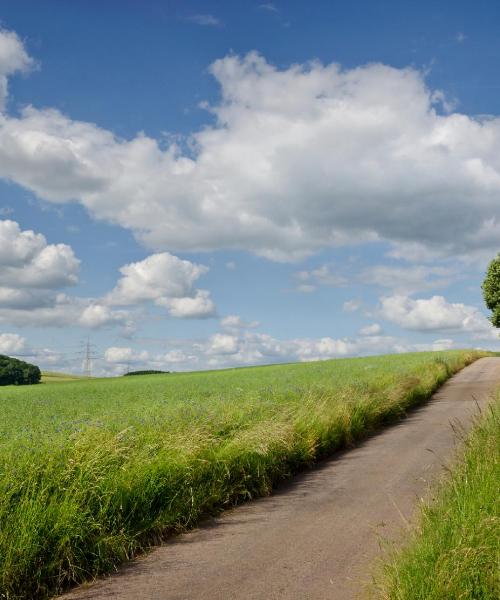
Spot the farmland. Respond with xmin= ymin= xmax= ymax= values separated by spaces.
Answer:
xmin=0 ymin=349 xmax=486 ymax=598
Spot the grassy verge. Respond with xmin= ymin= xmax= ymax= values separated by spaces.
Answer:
xmin=376 ymin=390 xmax=500 ymax=600
xmin=0 ymin=350 xmax=486 ymax=598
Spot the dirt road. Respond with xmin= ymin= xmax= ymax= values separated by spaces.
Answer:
xmin=62 ymin=357 xmax=500 ymax=600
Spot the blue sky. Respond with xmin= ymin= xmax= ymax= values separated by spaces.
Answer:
xmin=0 ymin=0 xmax=499 ymax=374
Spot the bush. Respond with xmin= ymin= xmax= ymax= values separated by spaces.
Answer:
xmin=0 ymin=355 xmax=41 ymax=386
xmin=123 ymin=370 xmax=170 ymax=376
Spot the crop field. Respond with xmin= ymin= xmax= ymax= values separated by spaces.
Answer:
xmin=0 ymin=349 xmax=485 ymax=598
xmin=40 ymin=372 xmax=90 ymax=383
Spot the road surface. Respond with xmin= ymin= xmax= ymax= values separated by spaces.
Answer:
xmin=62 ymin=357 xmax=500 ymax=600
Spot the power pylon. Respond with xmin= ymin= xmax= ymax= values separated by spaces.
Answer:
xmin=78 ymin=337 xmax=99 ymax=377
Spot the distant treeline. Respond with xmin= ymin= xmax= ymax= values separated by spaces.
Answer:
xmin=123 ymin=370 xmax=170 ymax=376
xmin=0 ymin=355 xmax=41 ymax=386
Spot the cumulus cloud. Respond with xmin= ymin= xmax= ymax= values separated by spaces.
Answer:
xmin=0 ymin=332 xmax=27 ymax=354
xmin=103 ymin=346 xmax=199 ymax=372
xmin=380 ymin=294 xmax=497 ymax=339
xmin=0 ymin=221 xmax=214 ymax=329
xmin=202 ymin=329 xmax=405 ymax=366
xmin=1 ymin=32 xmax=500 ymax=261
xmin=0 ymin=220 xmax=79 ymax=294
xmin=165 ymin=290 xmax=216 ymax=318
xmin=104 ymin=321 xmax=494 ymax=372
xmin=106 ymin=252 xmax=216 ymax=318
xmin=0 ymin=293 xmax=133 ymax=330
xmin=220 ymin=314 xmax=259 ymax=330
xmin=207 ymin=333 xmax=239 ymax=355
xmin=0 ymin=334 xmax=78 ymax=371
xmin=0 ymin=219 xmax=133 ymax=330
xmin=428 ymin=338 xmax=455 ymax=351
xmin=197 ymin=328 xmax=461 ymax=368
xmin=157 ymin=349 xmax=195 ymax=364
xmin=104 ymin=346 xmax=149 ymax=364
xmin=360 ymin=323 xmax=382 ymax=336
xmin=0 ymin=29 xmax=33 ymax=109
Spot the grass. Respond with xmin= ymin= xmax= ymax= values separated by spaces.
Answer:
xmin=375 ymin=389 xmax=500 ymax=600
xmin=0 ymin=349 xmax=486 ymax=599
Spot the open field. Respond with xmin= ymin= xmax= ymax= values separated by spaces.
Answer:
xmin=376 ymin=389 xmax=500 ymax=600
xmin=41 ymin=372 xmax=91 ymax=383
xmin=0 ymin=350 xmax=486 ymax=598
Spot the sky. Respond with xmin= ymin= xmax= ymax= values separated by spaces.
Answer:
xmin=0 ymin=0 xmax=499 ymax=375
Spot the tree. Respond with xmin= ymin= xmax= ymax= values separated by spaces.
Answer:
xmin=0 ymin=355 xmax=41 ymax=385
xmin=482 ymin=253 xmax=500 ymax=327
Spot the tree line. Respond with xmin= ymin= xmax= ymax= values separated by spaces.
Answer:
xmin=0 ymin=355 xmax=41 ymax=386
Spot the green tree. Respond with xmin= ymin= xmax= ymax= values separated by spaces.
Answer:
xmin=0 ymin=355 xmax=41 ymax=385
xmin=482 ymin=253 xmax=500 ymax=327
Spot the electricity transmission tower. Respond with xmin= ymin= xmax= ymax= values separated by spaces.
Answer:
xmin=78 ymin=338 xmax=99 ymax=377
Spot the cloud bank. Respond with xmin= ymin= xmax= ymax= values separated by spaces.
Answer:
xmin=0 ymin=31 xmax=499 ymax=262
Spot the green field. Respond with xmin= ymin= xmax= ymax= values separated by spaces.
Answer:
xmin=377 ymin=390 xmax=499 ymax=599
xmin=0 ymin=350 xmax=485 ymax=598
xmin=41 ymin=372 xmax=90 ymax=383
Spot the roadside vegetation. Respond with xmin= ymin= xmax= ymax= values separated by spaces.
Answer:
xmin=376 ymin=390 xmax=499 ymax=600
xmin=0 ymin=350 xmax=485 ymax=598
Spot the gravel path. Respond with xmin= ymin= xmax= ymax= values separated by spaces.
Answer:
xmin=62 ymin=357 xmax=500 ymax=600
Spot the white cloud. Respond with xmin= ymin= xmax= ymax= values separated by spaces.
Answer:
xmin=429 ymin=338 xmax=455 ymax=351
xmin=0 ymin=219 xmax=133 ymax=330
xmin=259 ymin=4 xmax=278 ymax=13
xmin=157 ymin=350 xmax=192 ymax=364
xmin=0 ymin=294 xmax=133 ymax=330
xmin=360 ymin=323 xmax=382 ymax=336
xmin=79 ymin=303 xmax=131 ymax=329
xmin=363 ymin=264 xmax=457 ymax=295
xmin=0 ymin=332 xmax=27 ymax=354
xmin=0 ymin=220 xmax=79 ymax=288
xmin=104 ymin=346 xmax=149 ymax=364
xmin=343 ymin=299 xmax=362 ymax=312
xmin=164 ymin=290 xmax=216 ymax=318
xmin=106 ymin=252 xmax=216 ymax=318
xmin=220 ymin=314 xmax=259 ymax=330
xmin=294 ymin=264 xmax=346 ymax=292
xmin=1 ymin=35 xmax=500 ymax=262
xmin=379 ymin=294 xmax=497 ymax=338
xmin=0 ymin=29 xmax=33 ymax=109
xmin=99 ymin=321 xmax=499 ymax=372
xmin=207 ymin=333 xmax=239 ymax=355
xmin=0 ymin=223 xmax=215 ymax=329
xmin=185 ymin=14 xmax=221 ymax=26
xmin=202 ymin=329 xmax=409 ymax=367
xmin=0 ymin=220 xmax=79 ymax=299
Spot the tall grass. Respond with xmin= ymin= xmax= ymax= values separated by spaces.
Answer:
xmin=0 ymin=350 xmax=485 ymax=598
xmin=376 ymin=390 xmax=500 ymax=600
